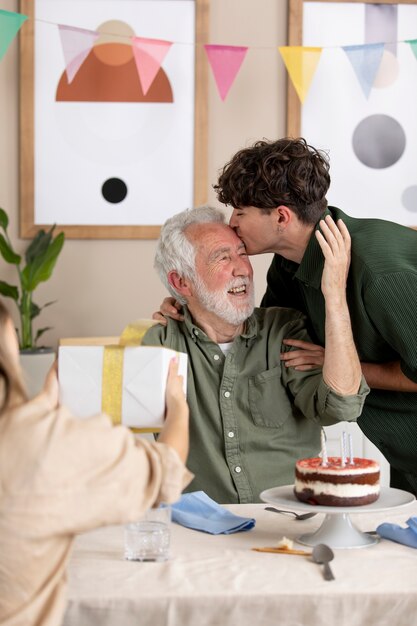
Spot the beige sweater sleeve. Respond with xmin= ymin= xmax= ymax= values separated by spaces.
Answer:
xmin=2 ymin=396 xmax=193 ymax=537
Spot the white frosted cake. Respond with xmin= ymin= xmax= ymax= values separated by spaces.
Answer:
xmin=294 ymin=457 xmax=380 ymax=506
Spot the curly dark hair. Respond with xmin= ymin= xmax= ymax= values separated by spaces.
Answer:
xmin=214 ymin=137 xmax=331 ymax=225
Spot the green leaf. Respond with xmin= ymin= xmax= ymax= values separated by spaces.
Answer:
xmin=0 ymin=208 xmax=9 ymax=230
xmin=0 ymin=280 xmax=18 ymax=300
xmin=25 ymin=227 xmax=53 ymax=265
xmin=27 ymin=299 xmax=58 ymax=322
xmin=21 ymin=232 xmax=65 ymax=292
xmin=30 ymin=301 xmax=41 ymax=319
xmin=0 ymin=234 xmax=21 ymax=265
xmin=18 ymin=296 xmax=39 ymax=327
xmin=34 ymin=326 xmax=52 ymax=344
xmin=42 ymin=299 xmax=58 ymax=309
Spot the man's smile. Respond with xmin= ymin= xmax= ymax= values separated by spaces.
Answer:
xmin=227 ymin=284 xmax=247 ymax=295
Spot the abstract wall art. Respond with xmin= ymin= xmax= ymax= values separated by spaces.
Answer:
xmin=287 ymin=0 xmax=417 ymax=225
xmin=20 ymin=0 xmax=208 ymax=239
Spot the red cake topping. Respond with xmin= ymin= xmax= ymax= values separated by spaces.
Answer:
xmin=297 ymin=457 xmax=378 ymax=471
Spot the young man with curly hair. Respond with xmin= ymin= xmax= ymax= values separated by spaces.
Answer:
xmin=213 ymin=137 xmax=417 ymax=497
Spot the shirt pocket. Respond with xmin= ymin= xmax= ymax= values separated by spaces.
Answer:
xmin=248 ymin=366 xmax=292 ymax=428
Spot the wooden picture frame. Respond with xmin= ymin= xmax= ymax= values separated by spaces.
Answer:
xmin=287 ymin=0 xmax=417 ymax=226
xmin=19 ymin=0 xmax=209 ymax=239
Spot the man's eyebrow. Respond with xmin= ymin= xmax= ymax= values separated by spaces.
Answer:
xmin=209 ymin=246 xmax=232 ymax=261
xmin=208 ymin=242 xmax=247 ymax=262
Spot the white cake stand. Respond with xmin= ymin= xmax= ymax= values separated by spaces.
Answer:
xmin=260 ymin=485 xmax=415 ymax=549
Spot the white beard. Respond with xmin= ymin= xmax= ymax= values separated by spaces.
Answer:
xmin=193 ymin=275 xmax=255 ymax=325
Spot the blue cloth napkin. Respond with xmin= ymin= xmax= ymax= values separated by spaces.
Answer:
xmin=171 ymin=491 xmax=256 ymax=534
xmin=376 ymin=516 xmax=417 ymax=548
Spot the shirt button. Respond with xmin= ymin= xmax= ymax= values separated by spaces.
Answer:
xmin=224 ymin=391 xmax=231 ymax=398
xmin=235 ymin=466 xmax=242 ymax=473
xmin=194 ymin=329 xmax=199 ymax=336
xmin=228 ymin=431 xmax=234 ymax=438
xmin=213 ymin=354 xmax=220 ymax=361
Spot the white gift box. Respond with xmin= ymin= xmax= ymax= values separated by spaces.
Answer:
xmin=58 ymin=342 xmax=187 ymax=432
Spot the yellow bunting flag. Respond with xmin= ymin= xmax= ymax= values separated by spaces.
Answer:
xmin=278 ymin=46 xmax=322 ymax=103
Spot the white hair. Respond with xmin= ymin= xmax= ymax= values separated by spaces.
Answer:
xmin=154 ymin=206 xmax=226 ymax=303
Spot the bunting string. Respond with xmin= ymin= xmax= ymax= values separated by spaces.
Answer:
xmin=0 ymin=8 xmax=416 ymax=102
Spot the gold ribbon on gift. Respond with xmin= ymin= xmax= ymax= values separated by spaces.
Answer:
xmin=101 ymin=345 xmax=124 ymax=424
xmin=119 ymin=319 xmax=158 ymax=347
xmin=101 ymin=319 xmax=158 ymax=432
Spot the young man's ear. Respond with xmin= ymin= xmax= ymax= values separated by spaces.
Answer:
xmin=168 ymin=271 xmax=192 ymax=298
xmin=275 ymin=205 xmax=293 ymax=229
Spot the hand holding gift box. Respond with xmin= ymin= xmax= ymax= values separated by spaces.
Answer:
xmin=58 ymin=321 xmax=187 ymax=433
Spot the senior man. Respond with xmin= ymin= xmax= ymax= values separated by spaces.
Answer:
xmin=143 ymin=206 xmax=369 ymax=503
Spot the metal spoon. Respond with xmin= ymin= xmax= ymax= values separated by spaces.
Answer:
xmin=312 ymin=543 xmax=335 ymax=581
xmin=264 ymin=506 xmax=317 ymax=521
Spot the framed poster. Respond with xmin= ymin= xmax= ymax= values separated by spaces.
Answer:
xmin=287 ymin=0 xmax=417 ymax=225
xmin=20 ymin=0 xmax=209 ymax=239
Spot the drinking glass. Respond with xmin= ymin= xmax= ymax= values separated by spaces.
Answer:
xmin=124 ymin=505 xmax=171 ymax=562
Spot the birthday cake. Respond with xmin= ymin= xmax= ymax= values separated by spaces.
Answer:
xmin=294 ymin=457 xmax=380 ymax=507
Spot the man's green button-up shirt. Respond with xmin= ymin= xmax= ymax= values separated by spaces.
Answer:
xmin=142 ymin=307 xmax=369 ymax=504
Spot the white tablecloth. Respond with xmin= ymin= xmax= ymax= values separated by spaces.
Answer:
xmin=64 ymin=501 xmax=417 ymax=626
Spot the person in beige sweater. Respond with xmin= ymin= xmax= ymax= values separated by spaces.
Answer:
xmin=0 ymin=300 xmax=192 ymax=626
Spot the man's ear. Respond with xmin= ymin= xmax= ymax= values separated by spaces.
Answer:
xmin=275 ymin=205 xmax=293 ymax=228
xmin=168 ymin=271 xmax=192 ymax=298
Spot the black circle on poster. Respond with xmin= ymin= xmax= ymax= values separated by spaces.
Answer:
xmin=102 ymin=178 xmax=128 ymax=204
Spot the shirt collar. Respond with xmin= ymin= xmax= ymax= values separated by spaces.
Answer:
xmin=278 ymin=207 xmax=331 ymax=290
xmin=294 ymin=227 xmax=325 ymax=289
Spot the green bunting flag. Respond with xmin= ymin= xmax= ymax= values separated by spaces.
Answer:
xmin=407 ymin=39 xmax=417 ymax=62
xmin=0 ymin=9 xmax=27 ymax=61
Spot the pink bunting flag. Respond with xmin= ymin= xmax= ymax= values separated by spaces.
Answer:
xmin=131 ymin=37 xmax=173 ymax=96
xmin=58 ymin=24 xmax=99 ymax=84
xmin=204 ymin=44 xmax=248 ymax=101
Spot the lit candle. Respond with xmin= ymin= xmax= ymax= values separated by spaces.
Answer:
xmin=348 ymin=434 xmax=354 ymax=465
xmin=340 ymin=432 xmax=346 ymax=467
xmin=321 ymin=429 xmax=328 ymax=466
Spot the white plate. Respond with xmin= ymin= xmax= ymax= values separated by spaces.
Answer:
xmin=260 ymin=485 xmax=415 ymax=515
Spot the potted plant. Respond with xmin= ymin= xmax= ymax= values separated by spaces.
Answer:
xmin=0 ymin=206 xmax=65 ymax=395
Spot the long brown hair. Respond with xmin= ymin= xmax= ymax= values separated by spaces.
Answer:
xmin=0 ymin=300 xmax=27 ymax=412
